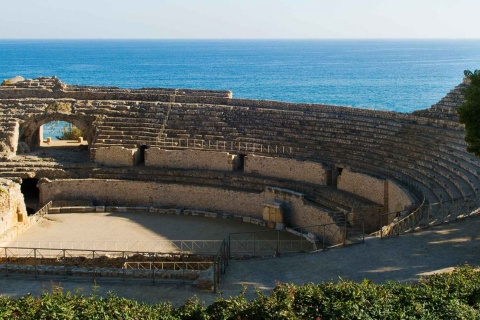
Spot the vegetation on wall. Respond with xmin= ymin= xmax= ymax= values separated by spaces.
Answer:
xmin=458 ymin=69 xmax=480 ymax=157
xmin=0 ymin=265 xmax=479 ymax=319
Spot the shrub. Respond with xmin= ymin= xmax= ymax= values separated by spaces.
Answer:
xmin=56 ymin=124 xmax=83 ymax=140
xmin=0 ymin=265 xmax=479 ymax=319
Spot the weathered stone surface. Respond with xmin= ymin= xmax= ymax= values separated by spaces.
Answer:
xmin=1 ymin=76 xmax=24 ymax=86
xmin=0 ymin=76 xmax=478 ymax=239
xmin=0 ymin=179 xmax=30 ymax=244
xmin=245 ymin=155 xmax=327 ymax=185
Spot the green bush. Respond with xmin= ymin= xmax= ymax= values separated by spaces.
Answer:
xmin=56 ymin=124 xmax=83 ymax=140
xmin=0 ymin=266 xmax=479 ymax=319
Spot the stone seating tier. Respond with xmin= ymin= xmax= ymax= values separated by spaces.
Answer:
xmin=1 ymin=78 xmax=479 ymax=211
xmin=159 ymin=102 xmax=474 ymax=186
xmin=161 ymin=112 xmax=472 ymax=201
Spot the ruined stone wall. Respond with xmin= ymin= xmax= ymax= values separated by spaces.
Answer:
xmin=337 ymin=169 xmax=385 ymax=205
xmin=0 ymin=120 xmax=19 ymax=158
xmin=263 ymin=187 xmax=342 ymax=243
xmin=0 ymin=77 xmax=465 ymax=131
xmin=0 ymin=179 xmax=30 ymax=244
xmin=94 ymin=147 xmax=137 ymax=166
xmin=146 ymin=148 xmax=234 ymax=171
xmin=245 ymin=155 xmax=327 ymax=185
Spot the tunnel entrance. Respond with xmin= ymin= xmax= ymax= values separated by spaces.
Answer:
xmin=21 ymin=178 xmax=40 ymax=215
xmin=234 ymin=154 xmax=246 ymax=171
xmin=136 ymin=145 xmax=149 ymax=166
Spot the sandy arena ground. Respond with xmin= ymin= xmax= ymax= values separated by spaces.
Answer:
xmin=7 ymin=212 xmax=298 ymax=251
xmin=0 ymin=212 xmax=479 ymax=306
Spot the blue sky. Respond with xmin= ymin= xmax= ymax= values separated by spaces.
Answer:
xmin=1 ymin=0 xmax=479 ymax=39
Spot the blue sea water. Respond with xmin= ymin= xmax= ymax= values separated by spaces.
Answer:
xmin=1 ymin=39 xmax=480 ymax=114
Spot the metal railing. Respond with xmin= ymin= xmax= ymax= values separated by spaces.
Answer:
xmin=374 ymin=198 xmax=427 ymax=238
xmin=376 ymin=193 xmax=480 ymax=238
xmin=0 ymin=246 xmax=223 ymax=292
xmin=228 ymin=219 xmax=365 ymax=258
xmin=31 ymin=201 xmax=52 ymax=223
xmin=156 ymin=137 xmax=294 ymax=155
xmin=6 ymin=240 xmax=224 ymax=254
xmin=124 ymin=261 xmax=213 ymax=271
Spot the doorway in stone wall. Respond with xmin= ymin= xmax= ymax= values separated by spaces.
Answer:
xmin=137 ymin=145 xmax=149 ymax=166
xmin=21 ymin=178 xmax=39 ymax=215
xmin=235 ymin=154 xmax=246 ymax=171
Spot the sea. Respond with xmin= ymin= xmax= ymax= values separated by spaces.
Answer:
xmin=1 ymin=39 xmax=480 ymax=138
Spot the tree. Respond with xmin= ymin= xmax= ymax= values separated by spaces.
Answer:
xmin=56 ymin=123 xmax=83 ymax=140
xmin=457 ymin=69 xmax=480 ymax=157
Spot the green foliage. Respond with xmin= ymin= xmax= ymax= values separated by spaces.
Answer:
xmin=0 ymin=266 xmax=479 ymax=319
xmin=56 ymin=124 xmax=83 ymax=140
xmin=458 ymin=69 xmax=480 ymax=156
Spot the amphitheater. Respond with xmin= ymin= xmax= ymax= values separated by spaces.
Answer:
xmin=0 ymin=76 xmax=479 ymax=295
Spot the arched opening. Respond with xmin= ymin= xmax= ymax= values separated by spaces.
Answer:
xmin=21 ymin=178 xmax=39 ymax=215
xmin=40 ymin=120 xmax=87 ymax=147
xmin=17 ymin=115 xmax=96 ymax=163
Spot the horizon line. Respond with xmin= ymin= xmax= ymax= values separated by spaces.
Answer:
xmin=1 ymin=37 xmax=480 ymax=41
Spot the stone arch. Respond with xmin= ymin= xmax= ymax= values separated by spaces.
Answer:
xmin=18 ymin=114 xmax=97 ymax=151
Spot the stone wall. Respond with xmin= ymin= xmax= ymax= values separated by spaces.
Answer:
xmin=1 ymin=76 xmax=477 ymax=218
xmin=0 ymin=179 xmax=30 ymax=244
xmin=244 ymin=155 xmax=327 ymax=185
xmin=146 ymin=148 xmax=234 ymax=171
xmin=94 ymin=147 xmax=137 ymax=166
xmin=39 ymin=179 xmax=264 ymax=217
xmin=39 ymin=179 xmax=340 ymax=242
xmin=337 ymin=169 xmax=386 ymax=205
xmin=0 ymin=121 xmax=19 ymax=158
xmin=336 ymin=169 xmax=413 ymax=216
xmin=387 ymin=180 xmax=414 ymax=213
xmin=263 ymin=187 xmax=342 ymax=243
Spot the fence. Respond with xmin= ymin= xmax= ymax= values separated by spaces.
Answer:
xmin=157 ymin=137 xmax=294 ymax=155
xmin=0 ymin=244 xmax=227 ymax=293
xmin=228 ymin=219 xmax=365 ymax=258
xmin=377 ymin=194 xmax=480 ymax=238
xmin=31 ymin=201 xmax=52 ymax=223
xmin=6 ymin=240 xmax=225 ymax=254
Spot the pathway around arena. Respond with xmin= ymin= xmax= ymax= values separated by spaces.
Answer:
xmin=0 ymin=213 xmax=479 ymax=307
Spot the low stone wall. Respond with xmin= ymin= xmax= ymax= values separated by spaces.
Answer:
xmin=39 ymin=179 xmax=264 ymax=218
xmin=245 ymin=155 xmax=327 ymax=185
xmin=94 ymin=147 xmax=137 ymax=166
xmin=146 ymin=148 xmax=234 ymax=171
xmin=337 ymin=169 xmax=386 ymax=205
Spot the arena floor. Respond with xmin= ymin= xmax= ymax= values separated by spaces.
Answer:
xmin=1 ymin=213 xmax=480 ymax=307
xmin=7 ymin=211 xmax=297 ymax=251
